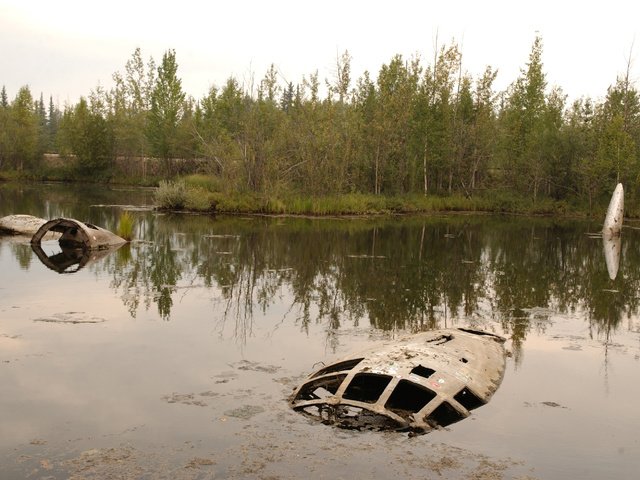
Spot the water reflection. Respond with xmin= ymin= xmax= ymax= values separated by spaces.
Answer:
xmin=94 ymin=215 xmax=638 ymax=359
xmin=602 ymin=233 xmax=621 ymax=280
xmin=31 ymin=241 xmax=124 ymax=274
xmin=1 ymin=184 xmax=637 ymax=361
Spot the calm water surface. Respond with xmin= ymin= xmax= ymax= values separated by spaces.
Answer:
xmin=1 ymin=183 xmax=639 ymax=479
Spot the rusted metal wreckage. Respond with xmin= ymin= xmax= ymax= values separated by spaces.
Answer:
xmin=30 ymin=217 xmax=126 ymax=250
xmin=1 ymin=215 xmax=126 ymax=249
xmin=602 ymin=183 xmax=624 ymax=280
xmin=30 ymin=218 xmax=127 ymax=273
xmin=0 ymin=215 xmax=127 ymax=273
xmin=290 ymin=328 xmax=506 ymax=434
xmin=603 ymin=182 xmax=624 ymax=238
xmin=0 ymin=214 xmax=47 ymax=236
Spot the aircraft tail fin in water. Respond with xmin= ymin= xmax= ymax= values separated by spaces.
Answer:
xmin=603 ymin=183 xmax=624 ymax=237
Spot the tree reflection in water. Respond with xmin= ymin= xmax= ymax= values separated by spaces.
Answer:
xmin=75 ymin=213 xmax=638 ymax=360
xmin=4 ymin=175 xmax=634 ymax=360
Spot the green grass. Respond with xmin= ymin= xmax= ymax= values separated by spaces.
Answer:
xmin=185 ymin=186 xmax=215 ymax=211
xmin=183 ymin=174 xmax=223 ymax=192
xmin=117 ymin=211 xmax=135 ymax=241
xmin=153 ymin=181 xmax=587 ymax=216
xmin=0 ymin=170 xmax=23 ymax=182
xmin=148 ymin=175 xmax=598 ymax=217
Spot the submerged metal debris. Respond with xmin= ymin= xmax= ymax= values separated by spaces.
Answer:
xmin=603 ymin=183 xmax=624 ymax=237
xmin=290 ymin=328 xmax=506 ymax=434
xmin=601 ymin=183 xmax=624 ymax=280
xmin=603 ymin=234 xmax=621 ymax=280
xmin=0 ymin=214 xmax=48 ymax=236
xmin=1 ymin=214 xmax=126 ymax=273
xmin=31 ymin=242 xmax=123 ymax=274
xmin=31 ymin=217 xmax=126 ymax=250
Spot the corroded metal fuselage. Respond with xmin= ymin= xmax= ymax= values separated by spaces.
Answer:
xmin=290 ymin=328 xmax=506 ymax=434
xmin=31 ymin=218 xmax=126 ymax=250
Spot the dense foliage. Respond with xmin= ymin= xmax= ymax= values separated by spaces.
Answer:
xmin=2 ymin=37 xmax=639 ymax=210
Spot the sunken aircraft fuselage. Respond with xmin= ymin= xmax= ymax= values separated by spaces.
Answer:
xmin=290 ymin=328 xmax=506 ymax=434
xmin=30 ymin=217 xmax=126 ymax=250
xmin=27 ymin=217 xmax=127 ymax=273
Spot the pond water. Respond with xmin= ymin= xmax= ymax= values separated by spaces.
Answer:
xmin=1 ymin=182 xmax=639 ymax=479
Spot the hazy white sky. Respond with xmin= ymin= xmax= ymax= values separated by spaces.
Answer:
xmin=1 ymin=0 xmax=639 ymax=106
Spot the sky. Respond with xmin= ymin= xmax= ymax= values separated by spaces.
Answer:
xmin=2 ymin=0 xmax=640 ymax=107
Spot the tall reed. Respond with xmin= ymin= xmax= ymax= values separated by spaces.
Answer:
xmin=117 ymin=211 xmax=135 ymax=241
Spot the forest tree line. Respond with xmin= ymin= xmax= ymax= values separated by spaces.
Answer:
xmin=1 ymin=36 xmax=639 ymax=208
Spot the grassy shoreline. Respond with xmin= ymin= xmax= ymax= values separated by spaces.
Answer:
xmin=153 ymin=175 xmax=597 ymax=218
xmin=0 ymin=173 xmax=617 ymax=218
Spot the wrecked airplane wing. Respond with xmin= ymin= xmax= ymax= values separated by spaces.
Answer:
xmin=0 ymin=214 xmax=48 ymax=236
xmin=290 ymin=328 xmax=506 ymax=434
xmin=31 ymin=217 xmax=126 ymax=250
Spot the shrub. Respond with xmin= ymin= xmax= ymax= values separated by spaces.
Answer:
xmin=155 ymin=180 xmax=188 ymax=209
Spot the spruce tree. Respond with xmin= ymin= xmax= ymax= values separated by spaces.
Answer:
xmin=147 ymin=49 xmax=185 ymax=165
xmin=0 ymin=86 xmax=8 ymax=108
xmin=498 ymin=35 xmax=548 ymax=199
xmin=0 ymin=86 xmax=8 ymax=168
xmin=48 ymin=96 xmax=59 ymax=151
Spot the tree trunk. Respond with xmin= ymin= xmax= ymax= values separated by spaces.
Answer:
xmin=423 ymin=141 xmax=428 ymax=195
xmin=374 ymin=143 xmax=381 ymax=195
